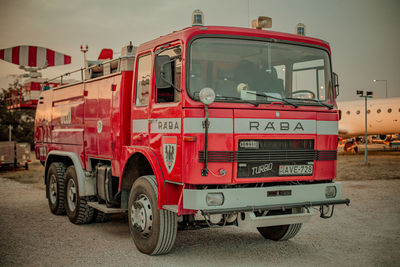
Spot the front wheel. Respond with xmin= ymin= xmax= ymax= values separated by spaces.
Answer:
xmin=65 ymin=166 xmax=94 ymax=224
xmin=128 ymin=175 xmax=177 ymax=255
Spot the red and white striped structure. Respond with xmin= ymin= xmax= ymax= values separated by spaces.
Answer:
xmin=0 ymin=45 xmax=71 ymax=68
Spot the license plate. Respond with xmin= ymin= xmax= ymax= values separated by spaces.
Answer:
xmin=279 ymin=164 xmax=313 ymax=176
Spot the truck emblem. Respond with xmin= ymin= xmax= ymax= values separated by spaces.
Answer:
xmin=249 ymin=121 xmax=305 ymax=132
xmin=162 ymin=136 xmax=177 ymax=173
xmin=97 ymin=120 xmax=103 ymax=134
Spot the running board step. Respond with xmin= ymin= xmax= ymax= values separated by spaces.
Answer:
xmin=87 ymin=202 xmax=127 ymax=214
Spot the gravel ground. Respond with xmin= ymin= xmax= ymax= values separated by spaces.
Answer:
xmin=0 ymin=153 xmax=399 ymax=266
xmin=337 ymin=151 xmax=400 ymax=181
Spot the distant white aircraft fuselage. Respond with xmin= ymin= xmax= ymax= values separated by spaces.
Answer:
xmin=337 ymin=97 xmax=400 ymax=138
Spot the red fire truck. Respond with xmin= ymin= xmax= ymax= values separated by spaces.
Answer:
xmin=35 ymin=23 xmax=349 ymax=255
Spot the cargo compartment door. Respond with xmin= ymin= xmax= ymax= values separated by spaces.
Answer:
xmin=96 ymin=78 xmax=114 ymax=158
xmin=84 ymin=81 xmax=99 ymax=156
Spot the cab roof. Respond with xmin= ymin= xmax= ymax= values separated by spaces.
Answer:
xmin=136 ymin=26 xmax=331 ymax=54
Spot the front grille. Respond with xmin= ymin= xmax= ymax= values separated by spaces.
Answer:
xmin=316 ymin=150 xmax=338 ymax=161
xmin=199 ymin=150 xmax=337 ymax=163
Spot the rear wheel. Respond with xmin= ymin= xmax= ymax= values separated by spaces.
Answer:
xmin=92 ymin=210 xmax=111 ymax=223
xmin=65 ymin=166 xmax=94 ymax=224
xmin=257 ymin=223 xmax=302 ymax=241
xmin=46 ymin=162 xmax=66 ymax=215
xmin=257 ymin=209 xmax=302 ymax=241
xmin=128 ymin=175 xmax=177 ymax=255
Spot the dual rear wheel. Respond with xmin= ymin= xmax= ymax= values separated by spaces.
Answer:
xmin=64 ymin=166 xmax=94 ymax=224
xmin=46 ymin=163 xmax=103 ymax=224
xmin=46 ymin=162 xmax=67 ymax=215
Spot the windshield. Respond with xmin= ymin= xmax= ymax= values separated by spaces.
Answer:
xmin=188 ymin=37 xmax=333 ymax=106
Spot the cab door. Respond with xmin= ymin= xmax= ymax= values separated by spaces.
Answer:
xmin=150 ymin=44 xmax=183 ymax=182
xmin=131 ymin=53 xmax=152 ymax=147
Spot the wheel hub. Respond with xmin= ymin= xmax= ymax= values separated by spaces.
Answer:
xmin=49 ymin=174 xmax=57 ymax=204
xmin=130 ymin=194 xmax=153 ymax=237
xmin=67 ymin=179 xmax=77 ymax=212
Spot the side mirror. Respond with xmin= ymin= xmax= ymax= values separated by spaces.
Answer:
xmin=155 ymin=55 xmax=172 ymax=89
xmin=333 ymin=72 xmax=339 ymax=98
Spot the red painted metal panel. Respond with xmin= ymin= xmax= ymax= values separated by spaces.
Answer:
xmin=111 ymin=72 xmax=131 ymax=177
xmin=0 ymin=49 xmax=4 ymax=60
xmin=182 ymin=108 xmax=233 ymax=185
xmin=51 ymin=83 xmax=85 ymax=146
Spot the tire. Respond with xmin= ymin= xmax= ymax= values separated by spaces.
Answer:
xmin=128 ymin=175 xmax=177 ymax=255
xmin=257 ymin=209 xmax=302 ymax=241
xmin=65 ymin=166 xmax=95 ymax=224
xmin=92 ymin=210 xmax=111 ymax=223
xmin=46 ymin=162 xmax=67 ymax=215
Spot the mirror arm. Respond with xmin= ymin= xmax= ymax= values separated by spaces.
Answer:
xmin=160 ymin=71 xmax=181 ymax=93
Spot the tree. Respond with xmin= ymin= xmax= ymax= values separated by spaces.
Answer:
xmin=0 ymin=79 xmax=35 ymax=147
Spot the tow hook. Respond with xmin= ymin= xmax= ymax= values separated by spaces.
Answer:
xmin=320 ymin=205 xmax=335 ymax=219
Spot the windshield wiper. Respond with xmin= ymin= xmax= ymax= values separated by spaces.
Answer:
xmin=245 ymin=91 xmax=298 ymax=108
xmin=215 ymin=96 xmax=259 ymax=106
xmin=286 ymin=97 xmax=333 ymax=109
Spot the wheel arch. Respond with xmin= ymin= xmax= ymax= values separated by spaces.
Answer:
xmin=120 ymin=147 xmax=167 ymax=209
xmin=45 ymin=151 xmax=95 ymax=197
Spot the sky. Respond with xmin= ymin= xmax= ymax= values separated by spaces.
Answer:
xmin=0 ymin=0 xmax=399 ymax=101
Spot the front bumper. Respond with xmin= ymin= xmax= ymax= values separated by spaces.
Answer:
xmin=183 ymin=182 xmax=350 ymax=215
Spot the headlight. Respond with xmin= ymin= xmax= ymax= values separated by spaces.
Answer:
xmin=199 ymin=88 xmax=216 ymax=105
xmin=206 ymin=193 xmax=224 ymax=206
xmin=325 ymin=186 xmax=337 ymax=198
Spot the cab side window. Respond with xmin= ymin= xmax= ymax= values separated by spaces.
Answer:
xmin=155 ymin=46 xmax=181 ymax=103
xmin=135 ymin=54 xmax=151 ymax=107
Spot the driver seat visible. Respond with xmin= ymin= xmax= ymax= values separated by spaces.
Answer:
xmin=267 ymin=67 xmax=284 ymax=95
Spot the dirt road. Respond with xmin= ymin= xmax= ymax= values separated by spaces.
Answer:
xmin=0 ymin=153 xmax=399 ymax=266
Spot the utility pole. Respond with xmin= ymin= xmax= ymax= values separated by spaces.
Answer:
xmin=357 ymin=90 xmax=373 ymax=165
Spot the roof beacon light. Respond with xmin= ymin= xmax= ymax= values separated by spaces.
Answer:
xmin=252 ymin=16 xmax=272 ymax=29
xmin=192 ymin=10 xmax=204 ymax=26
xmin=296 ymin=23 xmax=306 ymax=36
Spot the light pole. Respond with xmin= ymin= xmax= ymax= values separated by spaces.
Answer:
xmin=357 ymin=90 xmax=373 ymax=165
xmin=373 ymin=79 xmax=388 ymax=98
